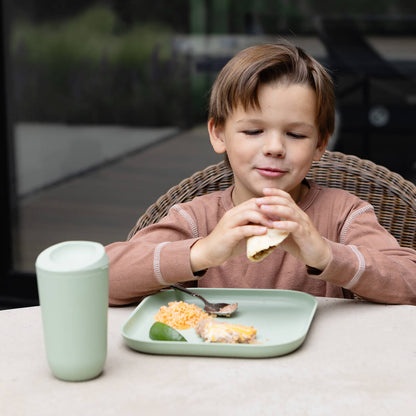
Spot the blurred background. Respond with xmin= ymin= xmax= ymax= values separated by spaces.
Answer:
xmin=1 ymin=0 xmax=415 ymax=307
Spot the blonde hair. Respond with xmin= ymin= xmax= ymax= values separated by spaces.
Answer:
xmin=208 ymin=42 xmax=335 ymax=144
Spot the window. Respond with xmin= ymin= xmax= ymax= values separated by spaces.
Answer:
xmin=2 ymin=0 xmax=415 ymax=307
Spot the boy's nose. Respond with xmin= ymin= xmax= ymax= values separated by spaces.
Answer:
xmin=262 ymin=134 xmax=285 ymax=157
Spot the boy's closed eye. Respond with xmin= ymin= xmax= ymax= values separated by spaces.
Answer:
xmin=243 ymin=129 xmax=263 ymax=136
xmin=287 ymin=132 xmax=307 ymax=139
xmin=241 ymin=129 xmax=309 ymax=138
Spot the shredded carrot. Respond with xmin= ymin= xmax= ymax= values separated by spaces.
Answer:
xmin=154 ymin=301 xmax=212 ymax=330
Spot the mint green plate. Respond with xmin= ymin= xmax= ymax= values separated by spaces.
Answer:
xmin=121 ymin=288 xmax=317 ymax=358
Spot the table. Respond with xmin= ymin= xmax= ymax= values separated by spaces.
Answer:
xmin=1 ymin=297 xmax=415 ymax=415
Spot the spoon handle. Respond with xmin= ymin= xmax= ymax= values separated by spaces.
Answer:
xmin=170 ymin=284 xmax=207 ymax=304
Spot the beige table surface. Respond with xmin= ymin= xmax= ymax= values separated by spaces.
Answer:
xmin=1 ymin=297 xmax=415 ymax=416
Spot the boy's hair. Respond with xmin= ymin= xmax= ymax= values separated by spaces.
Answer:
xmin=208 ymin=42 xmax=335 ymax=144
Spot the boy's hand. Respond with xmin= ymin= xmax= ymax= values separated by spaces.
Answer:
xmin=190 ymin=199 xmax=273 ymax=272
xmin=257 ymin=188 xmax=331 ymax=271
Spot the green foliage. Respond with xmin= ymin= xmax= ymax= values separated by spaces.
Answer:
xmin=11 ymin=4 xmax=171 ymax=68
xmin=10 ymin=4 xmax=195 ymax=126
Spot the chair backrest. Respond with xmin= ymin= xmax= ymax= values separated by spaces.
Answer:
xmin=306 ymin=151 xmax=415 ymax=248
xmin=128 ymin=151 xmax=416 ymax=249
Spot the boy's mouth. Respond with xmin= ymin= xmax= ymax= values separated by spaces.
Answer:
xmin=255 ymin=167 xmax=287 ymax=178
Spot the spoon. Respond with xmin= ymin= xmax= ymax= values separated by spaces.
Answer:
xmin=170 ymin=284 xmax=238 ymax=317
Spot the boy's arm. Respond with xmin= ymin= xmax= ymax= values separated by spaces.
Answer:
xmin=105 ymin=207 xmax=203 ymax=306
xmin=106 ymin=192 xmax=273 ymax=306
xmin=308 ymin=207 xmax=416 ymax=305
xmin=259 ymin=186 xmax=416 ymax=305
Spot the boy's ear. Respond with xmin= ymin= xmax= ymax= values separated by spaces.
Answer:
xmin=208 ymin=118 xmax=227 ymax=154
xmin=313 ymin=134 xmax=329 ymax=161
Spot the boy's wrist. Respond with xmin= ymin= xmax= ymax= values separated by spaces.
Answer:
xmin=306 ymin=241 xmax=332 ymax=272
xmin=190 ymin=239 xmax=215 ymax=273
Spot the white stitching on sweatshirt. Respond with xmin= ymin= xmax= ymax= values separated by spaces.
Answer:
xmin=344 ymin=245 xmax=366 ymax=289
xmin=340 ymin=204 xmax=374 ymax=244
xmin=171 ymin=205 xmax=199 ymax=238
xmin=152 ymin=206 xmax=199 ymax=285
xmin=153 ymin=242 xmax=169 ymax=285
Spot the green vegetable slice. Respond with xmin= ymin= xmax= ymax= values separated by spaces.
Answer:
xmin=149 ymin=321 xmax=187 ymax=342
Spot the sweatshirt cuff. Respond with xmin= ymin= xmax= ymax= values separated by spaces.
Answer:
xmin=157 ymin=238 xmax=203 ymax=285
xmin=306 ymin=240 xmax=361 ymax=288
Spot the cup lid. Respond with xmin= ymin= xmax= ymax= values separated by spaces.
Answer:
xmin=36 ymin=241 xmax=108 ymax=273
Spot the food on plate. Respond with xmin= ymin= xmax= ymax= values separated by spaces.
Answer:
xmin=247 ymin=228 xmax=289 ymax=262
xmin=195 ymin=319 xmax=257 ymax=344
xmin=214 ymin=302 xmax=239 ymax=317
xmin=153 ymin=300 xmax=211 ymax=330
xmin=149 ymin=321 xmax=187 ymax=342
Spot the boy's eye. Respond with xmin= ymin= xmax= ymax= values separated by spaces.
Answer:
xmin=288 ymin=132 xmax=306 ymax=139
xmin=243 ymin=129 xmax=263 ymax=136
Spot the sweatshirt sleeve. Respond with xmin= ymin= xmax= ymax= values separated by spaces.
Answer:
xmin=105 ymin=204 xmax=203 ymax=305
xmin=309 ymin=204 xmax=416 ymax=305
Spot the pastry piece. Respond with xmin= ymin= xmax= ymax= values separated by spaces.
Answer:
xmin=195 ymin=319 xmax=257 ymax=344
xmin=247 ymin=228 xmax=289 ymax=262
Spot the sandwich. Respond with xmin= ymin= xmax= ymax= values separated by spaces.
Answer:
xmin=246 ymin=228 xmax=289 ymax=262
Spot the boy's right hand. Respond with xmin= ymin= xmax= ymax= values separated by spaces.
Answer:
xmin=190 ymin=199 xmax=273 ymax=272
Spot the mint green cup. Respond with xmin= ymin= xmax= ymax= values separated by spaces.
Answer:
xmin=36 ymin=241 xmax=109 ymax=381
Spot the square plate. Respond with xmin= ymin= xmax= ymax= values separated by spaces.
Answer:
xmin=121 ymin=288 xmax=317 ymax=358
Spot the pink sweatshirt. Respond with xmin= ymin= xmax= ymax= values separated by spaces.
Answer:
xmin=106 ymin=182 xmax=416 ymax=306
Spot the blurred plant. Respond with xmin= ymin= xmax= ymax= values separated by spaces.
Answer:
xmin=10 ymin=4 xmax=193 ymax=126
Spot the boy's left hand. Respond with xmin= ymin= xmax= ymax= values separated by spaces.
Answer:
xmin=256 ymin=188 xmax=331 ymax=271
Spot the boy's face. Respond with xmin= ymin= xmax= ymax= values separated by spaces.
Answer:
xmin=209 ymin=82 xmax=327 ymax=205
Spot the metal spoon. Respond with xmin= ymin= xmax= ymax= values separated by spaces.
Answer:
xmin=170 ymin=284 xmax=238 ymax=317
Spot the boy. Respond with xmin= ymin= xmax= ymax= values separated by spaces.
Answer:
xmin=106 ymin=42 xmax=416 ymax=306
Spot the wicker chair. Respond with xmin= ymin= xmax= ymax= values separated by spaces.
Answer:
xmin=128 ymin=151 xmax=416 ymax=249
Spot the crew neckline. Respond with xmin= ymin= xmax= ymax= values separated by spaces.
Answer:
xmin=220 ymin=180 xmax=320 ymax=212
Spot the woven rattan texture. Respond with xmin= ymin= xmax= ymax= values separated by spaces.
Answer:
xmin=129 ymin=151 xmax=416 ymax=249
